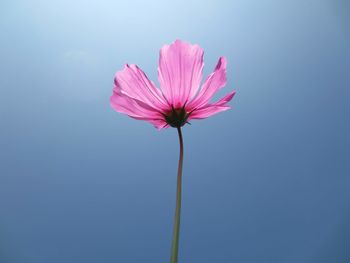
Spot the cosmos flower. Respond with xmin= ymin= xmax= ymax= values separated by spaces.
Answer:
xmin=110 ymin=40 xmax=236 ymax=263
xmin=110 ymin=40 xmax=236 ymax=129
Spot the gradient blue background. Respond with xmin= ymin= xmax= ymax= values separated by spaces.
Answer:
xmin=1 ymin=0 xmax=350 ymax=262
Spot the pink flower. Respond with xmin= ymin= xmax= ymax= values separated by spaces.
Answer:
xmin=110 ymin=40 xmax=236 ymax=129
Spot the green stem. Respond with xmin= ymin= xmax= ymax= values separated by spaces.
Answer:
xmin=170 ymin=127 xmax=184 ymax=263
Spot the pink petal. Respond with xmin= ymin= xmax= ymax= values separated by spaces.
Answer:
xmin=110 ymin=86 xmax=167 ymax=129
xmin=188 ymin=90 xmax=236 ymax=120
xmin=115 ymin=64 xmax=169 ymax=110
xmin=212 ymin=90 xmax=236 ymax=106
xmin=158 ymin=40 xmax=204 ymax=108
xmin=187 ymin=57 xmax=227 ymax=111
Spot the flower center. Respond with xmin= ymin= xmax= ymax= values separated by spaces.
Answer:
xmin=164 ymin=107 xmax=189 ymax=128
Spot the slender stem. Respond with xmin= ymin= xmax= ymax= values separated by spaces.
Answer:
xmin=170 ymin=127 xmax=184 ymax=263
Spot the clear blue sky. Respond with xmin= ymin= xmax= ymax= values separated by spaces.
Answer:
xmin=1 ymin=0 xmax=349 ymax=262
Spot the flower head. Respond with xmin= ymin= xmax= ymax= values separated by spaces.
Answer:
xmin=110 ymin=40 xmax=236 ymax=129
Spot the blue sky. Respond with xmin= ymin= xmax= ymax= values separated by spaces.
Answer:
xmin=1 ymin=0 xmax=350 ymax=262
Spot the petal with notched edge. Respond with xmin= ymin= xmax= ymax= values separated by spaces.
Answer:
xmin=187 ymin=57 xmax=227 ymax=111
xmin=158 ymin=40 xmax=204 ymax=108
xmin=189 ymin=90 xmax=236 ymax=120
xmin=115 ymin=64 xmax=169 ymax=110
xmin=110 ymin=86 xmax=167 ymax=129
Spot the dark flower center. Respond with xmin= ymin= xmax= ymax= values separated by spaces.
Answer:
xmin=164 ymin=107 xmax=189 ymax=128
